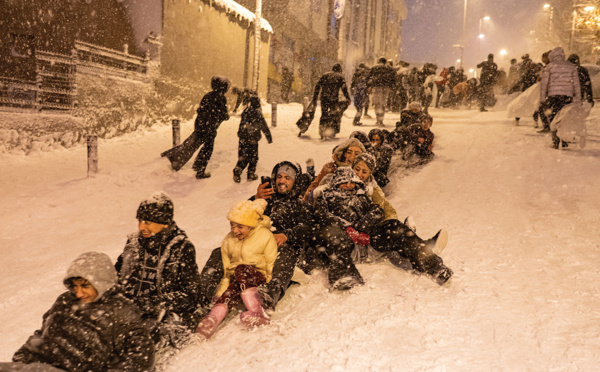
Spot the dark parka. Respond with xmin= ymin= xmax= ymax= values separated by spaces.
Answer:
xmin=14 ymin=252 xmax=154 ymax=372
xmin=314 ymin=168 xmax=384 ymax=235
xmin=194 ymin=77 xmax=230 ymax=135
xmin=238 ymin=98 xmax=273 ymax=144
xmin=116 ymin=223 xmax=201 ymax=330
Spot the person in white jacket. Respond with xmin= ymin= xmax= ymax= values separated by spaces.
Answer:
xmin=539 ymin=47 xmax=581 ymax=148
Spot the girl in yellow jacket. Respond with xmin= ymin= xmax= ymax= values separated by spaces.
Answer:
xmin=196 ymin=199 xmax=278 ymax=339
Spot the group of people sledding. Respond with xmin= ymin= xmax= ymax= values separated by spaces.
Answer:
xmin=4 ymin=92 xmax=451 ymax=372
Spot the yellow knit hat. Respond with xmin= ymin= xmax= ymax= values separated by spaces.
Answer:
xmin=227 ymin=199 xmax=268 ymax=227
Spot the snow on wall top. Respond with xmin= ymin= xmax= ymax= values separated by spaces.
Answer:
xmin=211 ymin=0 xmax=273 ymax=33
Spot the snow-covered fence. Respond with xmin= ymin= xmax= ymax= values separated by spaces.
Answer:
xmin=0 ymin=40 xmax=150 ymax=113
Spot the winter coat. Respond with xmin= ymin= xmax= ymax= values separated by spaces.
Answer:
xmin=477 ymin=59 xmax=498 ymax=86
xmin=254 ymin=161 xmax=315 ymax=248
xmin=116 ymin=223 xmax=201 ymax=329
xmin=397 ymin=109 xmax=425 ymax=129
xmin=540 ymin=47 xmax=581 ymax=102
xmin=351 ymin=66 xmax=370 ymax=94
xmin=14 ymin=253 xmax=154 ymax=372
xmin=406 ymin=123 xmax=435 ymax=154
xmin=576 ymin=65 xmax=594 ymax=103
xmin=216 ymin=216 xmax=278 ymax=296
xmin=314 ymin=168 xmax=384 ymax=234
xmin=194 ymin=90 xmax=229 ymax=135
xmin=238 ymin=104 xmax=272 ymax=144
xmin=313 ymin=71 xmax=351 ymax=104
xmin=303 ymin=138 xmax=366 ymax=200
xmin=368 ymin=63 xmax=397 ymax=88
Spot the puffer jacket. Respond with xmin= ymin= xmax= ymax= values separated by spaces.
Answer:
xmin=116 ymin=223 xmax=201 ymax=329
xmin=540 ymin=47 xmax=581 ymax=102
xmin=14 ymin=253 xmax=154 ymax=372
xmin=216 ymin=216 xmax=278 ymax=296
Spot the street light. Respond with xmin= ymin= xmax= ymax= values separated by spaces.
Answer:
xmin=570 ymin=3 xmax=596 ymax=53
xmin=458 ymin=0 xmax=469 ymax=69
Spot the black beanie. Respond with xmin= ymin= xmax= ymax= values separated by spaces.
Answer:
xmin=136 ymin=191 xmax=174 ymax=225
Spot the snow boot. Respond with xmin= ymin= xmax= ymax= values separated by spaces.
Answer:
xmin=433 ymin=266 xmax=453 ymax=285
xmin=196 ymin=171 xmax=211 ymax=179
xmin=240 ymin=287 xmax=270 ymax=327
xmin=195 ymin=303 xmax=228 ymax=340
xmin=427 ymin=229 xmax=448 ymax=256
xmin=233 ymin=169 xmax=242 ymax=183
xmin=403 ymin=216 xmax=417 ymax=232
xmin=247 ymin=173 xmax=258 ymax=181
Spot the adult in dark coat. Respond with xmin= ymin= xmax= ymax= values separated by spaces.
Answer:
xmin=312 ymin=63 xmax=351 ymax=139
xmin=233 ymin=96 xmax=273 ymax=182
xmin=568 ymin=54 xmax=594 ymax=107
xmin=116 ymin=192 xmax=201 ymax=350
xmin=161 ymin=76 xmax=230 ymax=179
xmin=476 ymin=54 xmax=498 ymax=111
xmin=368 ymin=57 xmax=397 ymax=125
xmin=351 ymin=63 xmax=371 ymax=126
xmin=281 ymin=67 xmax=294 ymax=103
xmin=10 ymin=252 xmax=154 ymax=372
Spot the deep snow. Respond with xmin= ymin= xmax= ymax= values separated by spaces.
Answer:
xmin=1 ymin=101 xmax=600 ymax=371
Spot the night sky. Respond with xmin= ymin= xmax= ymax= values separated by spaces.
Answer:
xmin=401 ymin=0 xmax=552 ymax=71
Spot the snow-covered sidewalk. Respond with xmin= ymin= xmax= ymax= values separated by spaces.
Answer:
xmin=1 ymin=103 xmax=600 ymax=370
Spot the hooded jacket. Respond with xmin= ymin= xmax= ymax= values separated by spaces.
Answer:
xmin=216 ymin=216 xmax=278 ymax=296
xmin=194 ymin=76 xmax=230 ymax=134
xmin=303 ymin=138 xmax=367 ymax=201
xmin=14 ymin=252 xmax=154 ymax=372
xmin=252 ymin=161 xmax=315 ymax=248
xmin=238 ymin=97 xmax=273 ymax=144
xmin=540 ymin=47 xmax=581 ymax=102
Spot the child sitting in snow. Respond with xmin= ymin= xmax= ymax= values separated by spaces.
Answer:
xmin=399 ymin=114 xmax=436 ymax=163
xmin=195 ymin=199 xmax=278 ymax=339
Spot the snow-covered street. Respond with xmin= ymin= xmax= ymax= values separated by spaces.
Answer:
xmin=1 ymin=103 xmax=600 ymax=371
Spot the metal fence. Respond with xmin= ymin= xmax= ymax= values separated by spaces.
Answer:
xmin=0 ymin=40 xmax=150 ymax=112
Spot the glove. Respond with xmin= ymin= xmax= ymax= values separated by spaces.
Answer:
xmin=346 ymin=226 xmax=370 ymax=246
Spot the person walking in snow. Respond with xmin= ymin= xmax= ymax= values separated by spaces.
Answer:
xmin=195 ymin=199 xmax=278 ymax=339
xmin=115 ymin=191 xmax=201 ymax=351
xmin=351 ymin=63 xmax=371 ymax=126
xmin=567 ymin=54 xmax=594 ymax=107
xmin=476 ymin=54 xmax=498 ymax=112
xmin=539 ymin=47 xmax=581 ymax=149
xmin=350 ymin=154 xmax=453 ymax=284
xmin=233 ymin=95 xmax=273 ymax=183
xmin=368 ymin=57 xmax=397 ymax=126
xmin=312 ymin=63 xmax=351 ymax=139
xmin=8 ymin=252 xmax=154 ymax=372
xmin=161 ymin=76 xmax=230 ymax=179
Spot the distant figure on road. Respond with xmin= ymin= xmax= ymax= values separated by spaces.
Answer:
xmin=312 ymin=63 xmax=351 ymax=139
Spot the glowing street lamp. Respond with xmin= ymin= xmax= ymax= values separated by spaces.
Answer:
xmin=500 ymin=49 xmax=507 ymax=56
xmin=570 ymin=4 xmax=596 ymax=53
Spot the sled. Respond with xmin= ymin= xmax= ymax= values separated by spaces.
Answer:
xmin=507 ymin=82 xmax=540 ymax=120
xmin=550 ymin=101 xmax=591 ymax=149
xmin=296 ymin=102 xmax=316 ymax=136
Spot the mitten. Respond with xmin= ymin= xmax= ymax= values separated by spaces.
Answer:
xmin=356 ymin=232 xmax=371 ymax=246
xmin=346 ymin=226 xmax=360 ymax=243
